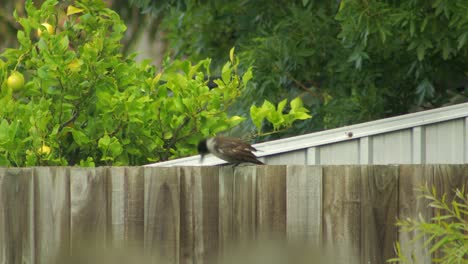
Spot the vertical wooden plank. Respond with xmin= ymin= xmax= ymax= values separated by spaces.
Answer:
xmin=144 ymin=167 xmax=180 ymax=263
xmin=360 ymin=165 xmax=398 ymax=263
xmin=433 ymin=164 xmax=468 ymax=199
xmin=109 ymin=167 xmax=144 ymax=248
xmin=179 ymin=167 xmax=197 ymax=264
xmin=34 ymin=167 xmax=70 ymax=264
xmin=125 ymin=167 xmax=145 ymax=246
xmin=219 ymin=167 xmax=234 ymax=252
xmin=179 ymin=166 xmax=219 ymax=264
xmin=398 ymin=165 xmax=433 ymax=264
xmin=322 ymin=166 xmax=361 ymax=263
xmin=0 ymin=168 xmax=34 ymax=264
xmin=200 ymin=166 xmax=219 ymax=263
xmin=286 ymin=165 xmax=322 ymax=243
xmin=233 ymin=166 xmax=257 ymax=242
xmin=256 ymin=165 xmax=286 ymax=239
xmin=70 ymin=167 xmax=108 ymax=250
xmin=109 ymin=167 xmax=125 ymax=248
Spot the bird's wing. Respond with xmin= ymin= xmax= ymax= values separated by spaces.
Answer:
xmin=216 ymin=137 xmax=258 ymax=152
xmin=216 ymin=137 xmax=263 ymax=164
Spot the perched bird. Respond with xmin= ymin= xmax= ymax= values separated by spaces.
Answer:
xmin=197 ymin=136 xmax=264 ymax=165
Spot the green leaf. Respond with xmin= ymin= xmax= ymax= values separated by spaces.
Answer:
xmin=266 ymin=111 xmax=284 ymax=131
xmin=410 ymin=20 xmax=415 ymax=37
xmin=163 ymin=131 xmax=173 ymax=140
xmin=212 ymin=124 xmax=229 ymax=134
xmin=0 ymin=120 xmax=10 ymax=145
xmin=37 ymin=38 xmax=48 ymax=51
xmin=290 ymin=97 xmax=304 ymax=111
xmin=59 ymin=36 xmax=70 ymax=51
xmin=227 ymin=115 xmax=245 ymax=127
xmin=420 ymin=17 xmax=429 ymax=32
xmin=79 ymin=157 xmax=95 ymax=167
xmin=72 ymin=129 xmax=90 ymax=146
xmin=17 ymin=31 xmax=28 ymax=46
xmin=277 ymin=99 xmax=288 ymax=113
xmin=98 ymin=134 xmax=111 ymax=150
xmin=221 ymin=62 xmax=232 ymax=83
xmin=250 ymin=104 xmax=265 ymax=132
xmin=67 ymin=5 xmax=85 ymax=16
xmin=242 ymin=67 xmax=253 ymax=87
xmin=416 ymin=78 xmax=434 ymax=104
xmin=108 ymin=137 xmax=123 ymax=158
xmin=457 ymin=33 xmax=467 ymax=50
xmin=294 ymin=112 xmax=312 ymax=120
xmin=416 ymin=45 xmax=426 ymax=61
xmin=229 ymin=47 xmax=235 ymax=63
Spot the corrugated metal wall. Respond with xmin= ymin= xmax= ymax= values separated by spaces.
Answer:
xmin=148 ymin=103 xmax=468 ymax=167
xmin=264 ymin=118 xmax=467 ymax=165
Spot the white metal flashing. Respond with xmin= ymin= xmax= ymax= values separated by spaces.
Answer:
xmin=147 ymin=102 xmax=468 ymax=167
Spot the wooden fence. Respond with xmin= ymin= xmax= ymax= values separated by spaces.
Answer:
xmin=0 ymin=165 xmax=467 ymax=264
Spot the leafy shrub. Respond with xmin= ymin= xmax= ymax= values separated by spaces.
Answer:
xmin=388 ymin=185 xmax=468 ymax=263
xmin=250 ymin=97 xmax=311 ymax=137
xmin=0 ymin=0 xmax=249 ymax=166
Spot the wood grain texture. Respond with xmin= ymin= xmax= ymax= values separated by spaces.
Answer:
xmin=144 ymin=166 xmax=180 ymax=263
xmin=256 ymin=165 xmax=286 ymax=239
xmin=108 ymin=167 xmax=126 ymax=247
xmin=0 ymin=165 xmax=467 ymax=263
xmin=398 ymin=165 xmax=433 ymax=264
xmin=0 ymin=168 xmax=34 ymax=264
xmin=109 ymin=167 xmax=145 ymax=248
xmin=34 ymin=167 xmax=70 ymax=264
xmin=218 ymin=166 xmax=234 ymax=252
xmin=360 ymin=165 xmax=398 ymax=263
xmin=179 ymin=166 xmax=219 ymax=264
xmin=322 ymin=166 xmax=361 ymax=263
xmin=286 ymin=165 xmax=322 ymax=243
xmin=233 ymin=166 xmax=257 ymax=242
xmin=432 ymin=164 xmax=468 ymax=201
xmin=70 ymin=167 xmax=108 ymax=249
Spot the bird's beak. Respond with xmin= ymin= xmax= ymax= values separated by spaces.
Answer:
xmin=200 ymin=154 xmax=205 ymax=164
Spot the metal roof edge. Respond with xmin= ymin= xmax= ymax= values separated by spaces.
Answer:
xmin=147 ymin=102 xmax=468 ymax=167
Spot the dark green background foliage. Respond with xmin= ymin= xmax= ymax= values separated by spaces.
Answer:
xmin=132 ymin=0 xmax=468 ymax=140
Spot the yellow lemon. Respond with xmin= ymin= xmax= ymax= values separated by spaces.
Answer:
xmin=38 ymin=145 xmax=51 ymax=155
xmin=7 ymin=71 xmax=25 ymax=92
xmin=37 ymin=22 xmax=54 ymax=37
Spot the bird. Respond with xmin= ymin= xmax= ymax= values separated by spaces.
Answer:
xmin=197 ymin=136 xmax=264 ymax=165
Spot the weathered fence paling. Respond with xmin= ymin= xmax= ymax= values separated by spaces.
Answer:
xmin=0 ymin=165 xmax=467 ymax=264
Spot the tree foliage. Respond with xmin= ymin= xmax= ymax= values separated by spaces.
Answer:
xmin=132 ymin=0 xmax=468 ymax=140
xmin=0 ymin=0 xmax=156 ymax=55
xmin=0 ymin=0 xmax=249 ymax=166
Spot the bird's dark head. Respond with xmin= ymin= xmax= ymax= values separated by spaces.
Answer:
xmin=197 ymin=139 xmax=209 ymax=162
xmin=197 ymin=139 xmax=209 ymax=154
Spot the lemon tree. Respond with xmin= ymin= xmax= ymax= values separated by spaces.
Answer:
xmin=0 ymin=0 xmax=250 ymax=166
